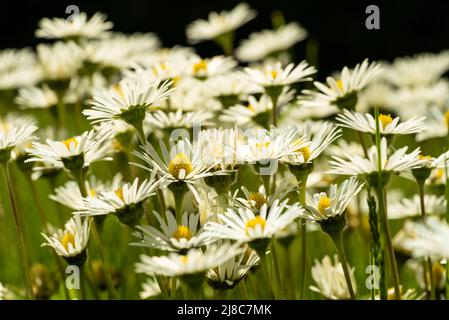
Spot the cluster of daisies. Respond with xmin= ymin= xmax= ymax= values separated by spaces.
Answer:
xmin=1 ymin=3 xmax=449 ymax=301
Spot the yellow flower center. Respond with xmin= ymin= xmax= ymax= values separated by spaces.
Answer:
xmin=444 ymin=111 xmax=449 ymax=127
xmin=172 ymin=76 xmax=181 ymax=86
xmin=113 ymin=83 xmax=125 ymax=98
xmin=61 ymin=232 xmax=75 ymax=251
xmin=435 ymin=168 xmax=444 ymax=180
xmin=193 ymin=60 xmax=208 ymax=75
xmin=296 ymin=146 xmax=311 ymax=162
xmin=317 ymin=195 xmax=331 ymax=214
xmin=62 ymin=137 xmax=78 ymax=150
xmin=418 ymin=155 xmax=432 ymax=161
xmin=255 ymin=141 xmax=270 ymax=149
xmin=336 ymin=79 xmax=344 ymax=91
xmin=270 ymin=70 xmax=278 ymax=79
xmin=172 ymin=225 xmax=192 ymax=240
xmin=248 ymin=192 xmax=267 ymax=211
xmin=168 ymin=153 xmax=193 ymax=179
xmin=115 ymin=187 xmax=124 ymax=201
xmin=180 ymin=255 xmax=189 ymax=264
xmin=89 ymin=189 xmax=96 ymax=197
xmin=247 ymin=104 xmax=255 ymax=112
xmin=378 ymin=114 xmax=393 ymax=128
xmin=245 ymin=216 xmax=266 ymax=235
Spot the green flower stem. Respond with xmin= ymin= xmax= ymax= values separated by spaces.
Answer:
xmin=445 ymin=164 xmax=449 ymax=299
xmin=26 ymin=174 xmax=70 ymax=300
xmin=215 ymin=32 xmax=234 ymax=56
xmin=133 ymin=121 xmax=147 ymax=145
xmin=417 ymin=180 xmax=436 ymax=300
xmin=47 ymin=176 xmax=66 ymax=225
xmin=174 ymin=191 xmax=186 ymax=223
xmin=330 ymin=231 xmax=356 ymax=300
xmin=256 ymin=250 xmax=275 ymax=299
xmin=374 ymin=108 xmax=401 ymax=300
xmin=79 ymin=265 xmax=87 ymax=300
xmin=239 ymin=280 xmax=249 ymax=300
xmin=270 ymin=237 xmax=284 ymax=298
xmin=56 ymin=97 xmax=66 ymax=138
xmin=269 ymin=94 xmax=279 ymax=127
xmin=261 ymin=174 xmax=271 ymax=196
xmin=0 ymin=162 xmax=34 ymax=300
xmin=298 ymin=173 xmax=309 ymax=299
xmin=357 ymin=132 xmax=369 ymax=158
xmin=72 ymin=168 xmax=118 ymax=299
xmin=170 ymin=277 xmax=177 ymax=300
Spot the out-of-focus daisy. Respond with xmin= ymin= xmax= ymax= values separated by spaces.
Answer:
xmin=336 ymin=109 xmax=425 ymax=136
xmin=236 ymin=22 xmax=307 ymax=62
xmin=389 ymin=194 xmax=446 ymax=220
xmin=310 ymin=255 xmax=357 ymax=300
xmin=205 ymin=199 xmax=303 ymax=252
xmin=299 ymin=59 xmax=381 ymax=111
xmin=400 ymin=217 xmax=449 ymax=259
xmin=132 ymin=210 xmax=213 ymax=253
xmin=37 ymin=42 xmax=83 ymax=88
xmin=144 ymin=109 xmax=213 ymax=134
xmin=139 ymin=276 xmax=161 ymax=299
xmin=133 ymin=138 xmax=226 ymax=193
xmin=206 ymin=244 xmax=259 ymax=290
xmin=329 ymin=137 xmax=423 ymax=177
xmin=136 ymin=243 xmax=244 ymax=287
xmin=416 ymin=106 xmax=449 ymax=142
xmin=0 ymin=49 xmax=42 ymax=90
xmin=302 ymin=177 xmax=363 ymax=229
xmin=382 ymin=51 xmax=449 ymax=88
xmin=0 ymin=115 xmax=37 ymax=162
xmin=15 ymin=85 xmax=58 ymax=110
xmin=220 ymin=90 xmax=294 ymax=128
xmin=186 ymin=3 xmax=256 ymax=44
xmin=41 ymin=216 xmax=90 ymax=266
xmin=188 ymin=56 xmax=237 ymax=80
xmin=49 ymin=174 xmax=122 ymax=210
xmin=86 ymin=77 xmax=173 ymax=141
xmin=36 ymin=12 xmax=112 ymax=40
xmin=75 ymin=177 xmax=161 ymax=227
xmin=26 ymin=126 xmax=112 ymax=171
xmin=356 ymin=82 xmax=395 ymax=112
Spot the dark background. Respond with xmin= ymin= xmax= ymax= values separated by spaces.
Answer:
xmin=1 ymin=0 xmax=448 ymax=78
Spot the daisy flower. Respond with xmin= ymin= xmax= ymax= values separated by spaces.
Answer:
xmin=206 ymin=243 xmax=259 ymax=290
xmin=234 ymin=177 xmax=296 ymax=213
xmin=282 ymin=122 xmax=341 ymax=167
xmin=144 ymin=109 xmax=214 ymax=134
xmin=132 ymin=210 xmax=214 ymax=253
xmin=336 ymin=109 xmax=425 ymax=136
xmin=299 ymin=59 xmax=381 ymax=111
xmin=400 ymin=216 xmax=449 ymax=259
xmin=133 ymin=138 xmax=226 ymax=193
xmin=244 ymin=61 xmax=316 ymax=90
xmin=26 ymin=126 xmax=113 ymax=171
xmin=416 ymin=106 xmax=449 ymax=142
xmin=206 ymin=72 xmax=259 ymax=107
xmin=135 ymin=243 xmax=244 ymax=285
xmin=86 ymin=77 xmax=173 ymax=140
xmin=204 ymin=199 xmax=303 ymax=252
xmin=236 ymin=22 xmax=307 ymax=62
xmin=329 ymin=137 xmax=423 ymax=177
xmin=236 ymin=127 xmax=308 ymax=169
xmin=382 ymin=51 xmax=449 ymax=88
xmin=49 ymin=174 xmax=122 ymax=210
xmin=139 ymin=277 xmax=161 ymax=299
xmin=75 ymin=177 xmax=161 ymax=227
xmin=220 ymin=90 xmax=294 ymax=128
xmin=302 ymin=177 xmax=364 ymax=228
xmin=389 ymin=194 xmax=446 ymax=219
xmin=15 ymin=85 xmax=58 ymax=110
xmin=41 ymin=216 xmax=90 ymax=266
xmin=188 ymin=55 xmax=237 ymax=80
xmin=36 ymin=12 xmax=113 ymax=40
xmin=0 ymin=115 xmax=37 ymax=162
xmin=37 ymin=42 xmax=83 ymax=85
xmin=186 ymin=3 xmax=256 ymax=44
xmin=0 ymin=49 xmax=42 ymax=90
xmin=310 ymin=255 xmax=357 ymax=300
